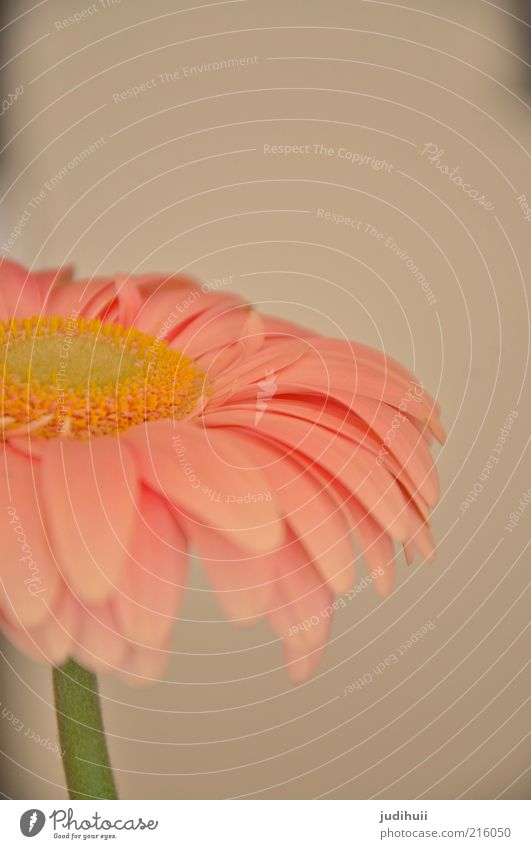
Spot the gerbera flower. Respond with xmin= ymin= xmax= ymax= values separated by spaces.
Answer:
xmin=0 ymin=258 xmax=444 ymax=685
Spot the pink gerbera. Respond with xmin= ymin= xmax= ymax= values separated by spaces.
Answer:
xmin=0 ymin=258 xmax=444 ymax=685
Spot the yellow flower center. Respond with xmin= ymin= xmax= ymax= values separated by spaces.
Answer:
xmin=0 ymin=316 xmax=206 ymax=439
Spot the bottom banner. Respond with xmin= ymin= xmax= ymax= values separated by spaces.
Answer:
xmin=1 ymin=799 xmax=529 ymax=848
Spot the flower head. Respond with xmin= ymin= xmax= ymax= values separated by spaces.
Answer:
xmin=0 ymin=259 xmax=444 ymax=684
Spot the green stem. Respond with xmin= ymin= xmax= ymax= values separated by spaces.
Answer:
xmin=52 ymin=659 xmax=118 ymax=800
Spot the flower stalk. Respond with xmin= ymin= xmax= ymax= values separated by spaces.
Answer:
xmin=53 ymin=659 xmax=118 ymax=800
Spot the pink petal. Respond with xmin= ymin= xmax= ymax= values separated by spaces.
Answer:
xmin=219 ymin=394 xmax=438 ymax=511
xmin=191 ymin=310 xmax=266 ymax=375
xmin=0 ymin=447 xmax=60 ymax=627
xmin=74 ymin=601 xmax=127 ymax=672
xmin=203 ymin=408 xmax=411 ymax=542
xmin=283 ymin=643 xmax=327 ymax=684
xmin=207 ymin=338 xmax=309 ymax=404
xmin=267 ymin=535 xmax=334 ymax=655
xmin=344 ymin=496 xmax=396 ymax=597
xmin=187 ymin=521 xmax=278 ymax=624
xmin=270 ymin=342 xmax=442 ymax=433
xmin=44 ymin=277 xmax=116 ymax=320
xmin=124 ymin=421 xmax=283 ymax=554
xmin=234 ymin=435 xmax=355 ymax=595
xmin=114 ymin=488 xmax=188 ymax=647
xmin=39 ymin=438 xmax=139 ymax=603
xmin=25 ymin=587 xmax=78 ymax=665
xmin=0 ymin=259 xmax=47 ymax=319
xmin=131 ymin=280 xmax=243 ymax=341
xmin=119 ymin=639 xmax=171 ymax=686
xmin=171 ymin=302 xmax=254 ymax=360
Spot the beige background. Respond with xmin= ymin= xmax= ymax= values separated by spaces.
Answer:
xmin=0 ymin=0 xmax=529 ymax=799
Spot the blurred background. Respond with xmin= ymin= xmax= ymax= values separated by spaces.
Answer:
xmin=0 ymin=0 xmax=529 ymax=800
